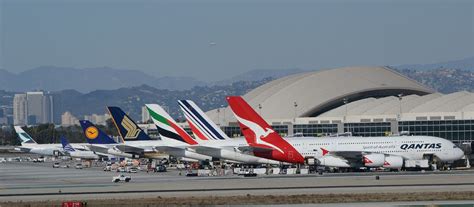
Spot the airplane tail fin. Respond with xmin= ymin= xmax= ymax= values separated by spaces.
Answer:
xmin=60 ymin=136 xmax=75 ymax=152
xmin=226 ymin=96 xmax=304 ymax=163
xmin=145 ymin=104 xmax=198 ymax=145
xmin=13 ymin=126 xmax=37 ymax=145
xmin=79 ymin=120 xmax=117 ymax=144
xmin=107 ymin=106 xmax=151 ymax=141
xmin=178 ymin=100 xmax=229 ymax=141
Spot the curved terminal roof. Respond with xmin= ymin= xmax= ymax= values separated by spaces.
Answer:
xmin=319 ymin=91 xmax=474 ymax=117
xmin=207 ymin=66 xmax=434 ymax=123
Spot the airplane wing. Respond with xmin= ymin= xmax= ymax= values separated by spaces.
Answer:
xmin=237 ymin=146 xmax=274 ymax=153
xmin=114 ymin=145 xmax=146 ymax=153
xmin=155 ymin=146 xmax=186 ymax=152
xmin=85 ymin=145 xmax=111 ymax=154
xmin=330 ymin=151 xmax=363 ymax=159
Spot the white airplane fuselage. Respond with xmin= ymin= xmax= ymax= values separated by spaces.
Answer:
xmin=200 ymin=135 xmax=464 ymax=167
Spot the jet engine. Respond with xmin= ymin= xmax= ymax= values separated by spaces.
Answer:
xmin=383 ymin=155 xmax=404 ymax=169
xmin=363 ymin=153 xmax=385 ymax=167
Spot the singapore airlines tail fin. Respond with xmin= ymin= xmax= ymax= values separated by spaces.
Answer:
xmin=107 ymin=106 xmax=151 ymax=141
xmin=178 ymin=100 xmax=229 ymax=141
xmin=14 ymin=126 xmax=37 ymax=145
xmin=79 ymin=120 xmax=117 ymax=144
xmin=145 ymin=104 xmax=199 ymax=145
xmin=226 ymin=96 xmax=304 ymax=164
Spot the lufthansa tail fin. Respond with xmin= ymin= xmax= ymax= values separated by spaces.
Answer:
xmin=145 ymin=104 xmax=198 ymax=145
xmin=79 ymin=120 xmax=117 ymax=144
xmin=178 ymin=100 xmax=229 ymax=141
xmin=226 ymin=96 xmax=304 ymax=164
xmin=107 ymin=106 xmax=151 ymax=141
xmin=60 ymin=136 xmax=75 ymax=152
xmin=13 ymin=126 xmax=37 ymax=145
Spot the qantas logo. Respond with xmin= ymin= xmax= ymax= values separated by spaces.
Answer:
xmin=121 ymin=116 xmax=141 ymax=139
xmin=233 ymin=114 xmax=284 ymax=153
xmin=400 ymin=143 xmax=441 ymax=150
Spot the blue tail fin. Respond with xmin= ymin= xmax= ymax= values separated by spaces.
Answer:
xmin=79 ymin=120 xmax=117 ymax=144
xmin=60 ymin=136 xmax=75 ymax=152
xmin=107 ymin=106 xmax=151 ymax=141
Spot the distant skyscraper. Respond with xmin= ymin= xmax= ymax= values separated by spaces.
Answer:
xmin=13 ymin=91 xmax=54 ymax=125
xmin=13 ymin=94 xmax=27 ymax=125
xmin=61 ymin=111 xmax=79 ymax=127
xmin=26 ymin=91 xmax=54 ymax=124
xmin=142 ymin=106 xmax=151 ymax=123
xmin=84 ymin=113 xmax=110 ymax=126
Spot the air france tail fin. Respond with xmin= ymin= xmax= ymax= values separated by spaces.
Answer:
xmin=13 ymin=126 xmax=37 ymax=145
xmin=178 ymin=100 xmax=229 ymax=141
xmin=107 ymin=106 xmax=151 ymax=141
xmin=145 ymin=104 xmax=198 ymax=145
xmin=226 ymin=96 xmax=304 ymax=164
xmin=60 ymin=136 xmax=75 ymax=152
xmin=79 ymin=120 xmax=117 ymax=144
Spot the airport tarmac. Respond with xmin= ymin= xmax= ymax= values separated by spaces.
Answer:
xmin=1 ymin=161 xmax=474 ymax=203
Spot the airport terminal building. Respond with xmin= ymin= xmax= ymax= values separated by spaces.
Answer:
xmin=204 ymin=66 xmax=474 ymax=146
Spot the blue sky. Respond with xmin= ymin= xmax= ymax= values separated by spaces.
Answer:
xmin=1 ymin=0 xmax=473 ymax=81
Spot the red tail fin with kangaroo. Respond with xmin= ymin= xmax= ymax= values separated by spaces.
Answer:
xmin=226 ymin=96 xmax=304 ymax=164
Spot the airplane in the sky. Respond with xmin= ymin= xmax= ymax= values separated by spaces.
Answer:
xmin=226 ymin=96 xmax=465 ymax=169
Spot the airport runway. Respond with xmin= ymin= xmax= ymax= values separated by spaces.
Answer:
xmin=1 ymin=161 xmax=474 ymax=202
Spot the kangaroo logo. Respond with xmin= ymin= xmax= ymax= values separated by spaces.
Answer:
xmin=234 ymin=114 xmax=284 ymax=153
xmin=121 ymin=116 xmax=141 ymax=139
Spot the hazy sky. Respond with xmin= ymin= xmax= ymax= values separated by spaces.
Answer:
xmin=1 ymin=0 xmax=473 ymax=81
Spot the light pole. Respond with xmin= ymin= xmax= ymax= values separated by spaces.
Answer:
xmin=293 ymin=101 xmax=298 ymax=121
xmin=397 ymin=93 xmax=403 ymax=121
xmin=217 ymin=108 xmax=220 ymax=126
xmin=343 ymin=98 xmax=348 ymax=123
xmin=221 ymin=105 xmax=226 ymax=127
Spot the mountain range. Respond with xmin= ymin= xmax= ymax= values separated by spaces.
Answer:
xmin=395 ymin=56 xmax=474 ymax=71
xmin=2 ymin=56 xmax=473 ymax=93
xmin=0 ymin=66 xmax=304 ymax=93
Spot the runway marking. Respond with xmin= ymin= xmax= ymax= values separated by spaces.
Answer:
xmin=1 ymin=182 xmax=473 ymax=197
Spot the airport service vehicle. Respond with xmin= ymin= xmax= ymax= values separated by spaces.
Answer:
xmin=112 ymin=174 xmax=131 ymax=183
xmin=52 ymin=162 xmax=60 ymax=168
xmin=60 ymin=136 xmax=99 ymax=160
xmin=104 ymin=165 xmax=112 ymax=171
xmin=146 ymin=103 xmax=280 ymax=165
xmin=33 ymin=157 xmax=45 ymax=163
xmin=127 ymin=167 xmax=138 ymax=173
xmin=75 ymin=163 xmax=83 ymax=169
xmin=226 ymin=96 xmax=465 ymax=169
